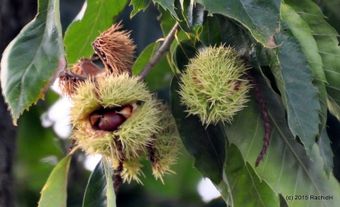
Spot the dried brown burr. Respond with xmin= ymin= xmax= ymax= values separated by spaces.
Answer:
xmin=92 ymin=23 xmax=136 ymax=75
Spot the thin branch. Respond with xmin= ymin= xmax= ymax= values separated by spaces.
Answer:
xmin=139 ymin=23 xmax=179 ymax=79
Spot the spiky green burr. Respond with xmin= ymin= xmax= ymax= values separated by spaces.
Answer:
xmin=179 ymin=45 xmax=251 ymax=125
xmin=70 ymin=73 xmax=180 ymax=183
xmin=150 ymin=104 xmax=181 ymax=183
xmin=70 ymin=73 xmax=162 ymax=163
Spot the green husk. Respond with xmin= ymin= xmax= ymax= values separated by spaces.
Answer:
xmin=179 ymin=45 xmax=251 ymax=125
xmin=70 ymin=73 xmax=181 ymax=184
xmin=151 ymin=105 xmax=181 ymax=183
xmin=71 ymin=73 xmax=161 ymax=166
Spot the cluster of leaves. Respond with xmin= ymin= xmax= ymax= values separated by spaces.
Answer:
xmin=1 ymin=0 xmax=340 ymax=207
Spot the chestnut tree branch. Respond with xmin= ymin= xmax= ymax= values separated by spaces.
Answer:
xmin=139 ymin=23 xmax=179 ymax=79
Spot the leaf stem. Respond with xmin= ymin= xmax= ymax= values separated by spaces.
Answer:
xmin=139 ymin=23 xmax=179 ymax=79
xmin=113 ymin=137 xmax=124 ymax=192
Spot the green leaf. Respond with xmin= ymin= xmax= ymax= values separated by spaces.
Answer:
xmin=170 ymin=77 xmax=225 ymax=184
xmin=83 ymin=160 xmax=116 ymax=207
xmin=159 ymin=7 xmax=178 ymax=34
xmin=280 ymin=3 xmax=325 ymax=83
xmin=132 ymin=43 xmax=173 ymax=90
xmin=38 ymin=155 xmax=71 ymax=207
xmin=271 ymin=29 xmax=321 ymax=154
xmin=158 ymin=7 xmax=189 ymax=72
xmin=199 ymin=15 xmax=223 ymax=45
xmin=197 ymin=0 xmax=280 ymax=47
xmin=153 ymin=0 xmax=179 ymax=19
xmin=82 ymin=159 xmax=116 ymax=207
xmin=220 ymin=145 xmax=280 ymax=207
xmin=130 ymin=0 xmax=151 ymax=17
xmin=173 ymin=40 xmax=198 ymax=71
xmin=280 ymin=0 xmax=336 ymax=172
xmin=82 ymin=161 xmax=106 ymax=207
xmin=200 ymin=15 xmax=254 ymax=56
xmin=225 ymin=74 xmax=340 ymax=207
xmin=319 ymin=0 xmax=340 ymax=32
xmin=82 ymin=160 xmax=116 ymax=207
xmin=0 ymin=0 xmax=64 ymax=124
xmin=284 ymin=0 xmax=340 ymax=122
xmin=280 ymin=2 xmax=328 ymax=149
xmin=281 ymin=0 xmax=338 ymax=172
xmin=64 ymin=0 xmax=127 ymax=64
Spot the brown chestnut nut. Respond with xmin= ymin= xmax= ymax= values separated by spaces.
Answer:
xmin=98 ymin=111 xmax=126 ymax=131
xmin=88 ymin=103 xmax=138 ymax=131
xmin=89 ymin=109 xmax=126 ymax=131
